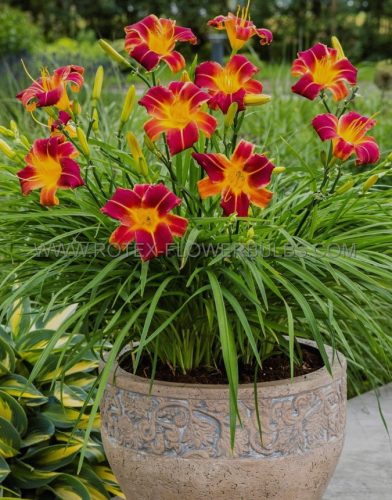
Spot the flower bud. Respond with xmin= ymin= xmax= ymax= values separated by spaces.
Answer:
xmin=387 ymin=151 xmax=392 ymax=162
xmin=77 ymin=128 xmax=90 ymax=158
xmin=180 ymin=70 xmax=191 ymax=82
xmin=10 ymin=120 xmax=18 ymax=136
xmin=224 ymin=102 xmax=238 ymax=128
xmin=92 ymin=109 xmax=99 ymax=132
xmin=126 ymin=132 xmax=143 ymax=160
xmin=273 ymin=166 xmax=286 ymax=175
xmin=244 ymin=94 xmax=271 ymax=106
xmin=99 ymin=39 xmax=131 ymax=67
xmin=92 ymin=65 xmax=104 ymax=103
xmin=120 ymin=85 xmax=136 ymax=125
xmin=331 ymin=36 xmax=345 ymax=59
xmin=0 ymin=138 xmax=16 ymax=159
xmin=72 ymin=101 xmax=82 ymax=117
xmin=139 ymin=157 xmax=149 ymax=177
xmin=362 ymin=174 xmax=378 ymax=192
xmin=247 ymin=227 xmax=255 ymax=239
xmin=336 ymin=178 xmax=354 ymax=194
xmin=0 ymin=126 xmax=14 ymax=138
xmin=18 ymin=135 xmax=31 ymax=149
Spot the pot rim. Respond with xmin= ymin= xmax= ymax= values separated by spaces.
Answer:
xmin=104 ymin=338 xmax=346 ymax=400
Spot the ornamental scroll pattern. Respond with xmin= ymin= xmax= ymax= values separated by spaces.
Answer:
xmin=101 ymin=378 xmax=346 ymax=459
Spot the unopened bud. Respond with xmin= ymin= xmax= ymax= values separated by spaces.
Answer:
xmin=180 ymin=70 xmax=191 ymax=82
xmin=126 ymin=132 xmax=143 ymax=160
xmin=336 ymin=178 xmax=354 ymax=194
xmin=92 ymin=65 xmax=104 ymax=103
xmin=10 ymin=120 xmax=18 ymax=136
xmin=244 ymin=94 xmax=271 ymax=106
xmin=76 ymin=128 xmax=90 ymax=158
xmin=0 ymin=126 xmax=14 ymax=138
xmin=387 ymin=151 xmax=392 ymax=162
xmin=99 ymin=39 xmax=131 ymax=67
xmin=0 ymin=138 xmax=16 ymax=159
xmin=273 ymin=166 xmax=286 ymax=175
xmin=224 ymin=102 xmax=238 ymax=128
xmin=247 ymin=227 xmax=255 ymax=239
xmin=120 ymin=85 xmax=136 ymax=125
xmin=362 ymin=174 xmax=378 ymax=192
xmin=92 ymin=109 xmax=99 ymax=132
xmin=139 ymin=157 xmax=149 ymax=177
xmin=18 ymin=135 xmax=30 ymax=149
xmin=331 ymin=36 xmax=345 ymax=59
xmin=72 ymin=101 xmax=82 ymax=117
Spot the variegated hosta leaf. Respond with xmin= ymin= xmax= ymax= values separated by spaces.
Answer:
xmin=36 ymin=356 xmax=99 ymax=383
xmin=16 ymin=330 xmax=85 ymax=363
xmin=8 ymin=297 xmax=31 ymax=338
xmin=93 ymin=465 xmax=126 ymax=499
xmin=0 ymin=375 xmax=47 ymax=406
xmin=55 ymin=431 xmax=105 ymax=463
xmin=0 ymin=455 xmax=10 ymax=483
xmin=42 ymin=401 xmax=100 ymax=431
xmin=0 ymin=390 xmax=27 ymax=436
xmin=47 ymin=473 xmax=90 ymax=500
xmin=53 ymin=383 xmax=92 ymax=408
xmin=21 ymin=443 xmax=83 ymax=471
xmin=7 ymin=459 xmax=59 ymax=489
xmin=0 ymin=337 xmax=15 ymax=376
xmin=65 ymin=372 xmax=97 ymax=390
xmin=0 ymin=417 xmax=21 ymax=458
xmin=31 ymin=303 xmax=78 ymax=332
xmin=69 ymin=464 xmax=110 ymax=500
xmin=21 ymin=415 xmax=55 ymax=448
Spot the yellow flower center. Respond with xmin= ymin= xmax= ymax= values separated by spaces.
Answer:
xmin=130 ymin=207 xmax=160 ymax=231
xmin=338 ymin=119 xmax=367 ymax=145
xmin=225 ymin=165 xmax=248 ymax=194
xmin=162 ymin=97 xmax=196 ymax=129
xmin=147 ymin=25 xmax=175 ymax=55
xmin=32 ymin=155 xmax=62 ymax=187
xmin=312 ymin=56 xmax=339 ymax=86
xmin=215 ymin=68 xmax=242 ymax=94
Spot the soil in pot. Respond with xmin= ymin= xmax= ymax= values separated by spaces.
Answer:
xmin=119 ymin=343 xmax=324 ymax=384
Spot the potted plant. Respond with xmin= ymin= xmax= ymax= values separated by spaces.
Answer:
xmin=0 ymin=4 xmax=391 ymax=500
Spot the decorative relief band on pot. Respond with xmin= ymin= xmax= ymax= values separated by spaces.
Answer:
xmin=101 ymin=377 xmax=346 ymax=459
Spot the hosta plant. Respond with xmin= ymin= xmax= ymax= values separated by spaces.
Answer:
xmin=0 ymin=300 xmax=123 ymax=498
xmin=0 ymin=5 xmax=391 ymax=451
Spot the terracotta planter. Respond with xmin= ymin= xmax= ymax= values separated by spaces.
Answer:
xmin=100 ymin=343 xmax=346 ymax=500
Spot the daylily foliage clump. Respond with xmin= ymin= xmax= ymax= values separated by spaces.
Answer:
xmin=1 ymin=3 xmax=391 ymax=450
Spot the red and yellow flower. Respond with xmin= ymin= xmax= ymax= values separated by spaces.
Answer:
xmin=18 ymin=135 xmax=84 ymax=206
xmin=125 ymin=15 xmax=197 ymax=73
xmin=139 ymin=82 xmax=217 ymax=156
xmin=101 ymin=184 xmax=188 ymax=261
xmin=195 ymin=55 xmax=264 ymax=113
xmin=208 ymin=2 xmax=272 ymax=52
xmin=312 ymin=112 xmax=380 ymax=165
xmin=49 ymin=111 xmax=76 ymax=137
xmin=291 ymin=43 xmax=357 ymax=101
xmin=193 ymin=140 xmax=274 ymax=216
xmin=17 ymin=65 xmax=84 ymax=112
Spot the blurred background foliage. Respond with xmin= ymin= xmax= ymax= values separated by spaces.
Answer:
xmin=1 ymin=0 xmax=392 ymax=63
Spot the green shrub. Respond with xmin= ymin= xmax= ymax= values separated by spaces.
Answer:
xmin=0 ymin=300 xmax=124 ymax=499
xmin=0 ymin=6 xmax=42 ymax=57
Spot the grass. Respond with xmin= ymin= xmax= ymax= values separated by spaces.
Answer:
xmin=0 ymin=50 xmax=391 ymax=406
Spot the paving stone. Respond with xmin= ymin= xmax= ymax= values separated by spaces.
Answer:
xmin=324 ymin=383 xmax=392 ymax=499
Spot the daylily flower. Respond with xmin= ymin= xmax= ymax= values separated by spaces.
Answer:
xmin=192 ymin=140 xmax=274 ymax=216
xmin=101 ymin=184 xmax=188 ymax=260
xmin=208 ymin=1 xmax=272 ymax=52
xmin=195 ymin=55 xmax=263 ymax=113
xmin=312 ymin=112 xmax=380 ymax=165
xmin=125 ymin=15 xmax=197 ymax=73
xmin=139 ymin=82 xmax=217 ymax=156
xmin=17 ymin=65 xmax=84 ymax=112
xmin=291 ymin=43 xmax=357 ymax=101
xmin=18 ymin=135 xmax=84 ymax=206
xmin=49 ymin=111 xmax=76 ymax=137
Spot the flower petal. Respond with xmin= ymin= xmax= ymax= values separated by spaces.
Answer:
xmin=101 ymin=188 xmax=141 ymax=223
xmin=174 ymin=25 xmax=197 ymax=44
xmin=332 ymin=138 xmax=355 ymax=161
xmin=40 ymin=186 xmax=59 ymax=206
xmin=130 ymin=43 xmax=161 ymax=71
xmin=192 ymin=152 xmax=227 ymax=181
xmin=142 ymin=184 xmax=182 ymax=215
xmin=58 ymin=158 xmax=84 ymax=188
xmin=244 ymin=154 xmax=274 ymax=187
xmin=256 ymin=28 xmax=273 ymax=45
xmin=312 ymin=114 xmax=339 ymax=141
xmin=165 ymin=214 xmax=188 ymax=236
xmin=354 ymin=137 xmax=380 ymax=165
xmin=109 ymin=225 xmax=136 ymax=250
xmin=292 ymin=73 xmax=322 ymax=100
xmin=221 ymin=188 xmax=250 ymax=216
xmin=194 ymin=111 xmax=217 ymax=137
xmin=166 ymin=122 xmax=199 ymax=155
xmin=194 ymin=61 xmax=221 ymax=91
xmin=139 ymin=86 xmax=174 ymax=117
xmin=231 ymin=140 xmax=254 ymax=164
xmin=162 ymin=51 xmax=185 ymax=73
xmin=249 ymin=188 xmax=273 ymax=209
xmin=197 ymin=177 xmax=222 ymax=199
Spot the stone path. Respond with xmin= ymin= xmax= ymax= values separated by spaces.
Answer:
xmin=324 ymin=383 xmax=392 ymax=499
